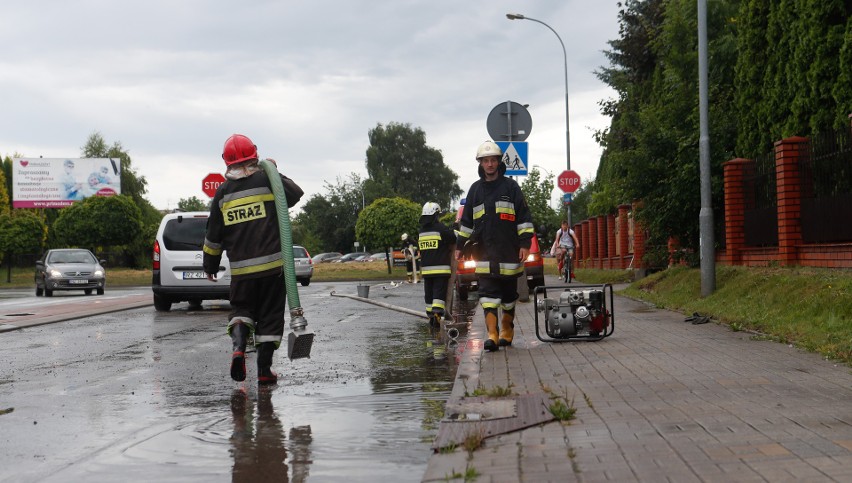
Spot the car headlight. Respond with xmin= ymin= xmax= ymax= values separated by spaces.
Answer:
xmin=49 ymin=269 xmax=62 ymax=278
xmin=94 ymin=269 xmax=104 ymax=277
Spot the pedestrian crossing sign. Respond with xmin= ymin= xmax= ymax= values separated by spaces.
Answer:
xmin=496 ymin=141 xmax=528 ymax=176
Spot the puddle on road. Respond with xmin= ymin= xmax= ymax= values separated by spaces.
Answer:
xmin=47 ymin=294 xmax=479 ymax=483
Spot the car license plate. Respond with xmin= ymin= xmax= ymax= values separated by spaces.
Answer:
xmin=69 ymin=279 xmax=88 ymax=284
xmin=183 ymin=271 xmax=206 ymax=279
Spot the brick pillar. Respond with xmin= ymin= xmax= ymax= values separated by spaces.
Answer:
xmin=632 ymin=201 xmax=645 ymax=268
xmin=722 ymin=158 xmax=751 ymax=265
xmin=581 ymin=220 xmax=591 ymax=266
xmin=606 ymin=213 xmax=617 ymax=269
xmin=667 ymin=236 xmax=679 ymax=267
xmin=775 ymin=136 xmax=807 ymax=266
xmin=573 ymin=223 xmax=583 ymax=262
xmin=589 ymin=217 xmax=599 ymax=266
xmin=617 ymin=205 xmax=630 ymax=268
xmin=596 ymin=215 xmax=607 ymax=269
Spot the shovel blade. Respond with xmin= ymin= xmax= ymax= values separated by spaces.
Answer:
xmin=287 ymin=331 xmax=314 ymax=360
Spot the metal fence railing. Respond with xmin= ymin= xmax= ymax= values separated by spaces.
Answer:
xmin=802 ymin=128 xmax=852 ymax=243
xmin=743 ymin=150 xmax=778 ymax=247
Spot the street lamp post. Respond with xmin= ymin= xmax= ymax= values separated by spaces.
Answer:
xmin=507 ymin=13 xmax=571 ymax=225
xmin=532 ymin=164 xmax=552 ymax=177
xmin=358 ymin=186 xmax=366 ymax=251
xmin=533 ymin=164 xmax=559 ymax=212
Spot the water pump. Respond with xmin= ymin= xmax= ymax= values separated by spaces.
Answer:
xmin=533 ymin=284 xmax=614 ymax=342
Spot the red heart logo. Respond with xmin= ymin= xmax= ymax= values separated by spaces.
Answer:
xmin=19 ymin=160 xmax=28 ymax=167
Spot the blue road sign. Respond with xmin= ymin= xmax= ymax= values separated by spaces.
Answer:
xmin=563 ymin=193 xmax=573 ymax=204
xmin=496 ymin=141 xmax=528 ymax=176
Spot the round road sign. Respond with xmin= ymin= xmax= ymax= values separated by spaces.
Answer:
xmin=486 ymin=101 xmax=532 ymax=142
xmin=557 ymin=170 xmax=581 ymax=193
xmin=202 ymin=172 xmax=226 ymax=198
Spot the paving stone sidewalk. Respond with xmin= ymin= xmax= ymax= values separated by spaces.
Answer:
xmin=423 ymin=282 xmax=852 ymax=482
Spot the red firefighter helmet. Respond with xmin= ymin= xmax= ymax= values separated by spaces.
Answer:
xmin=222 ymin=134 xmax=258 ymax=165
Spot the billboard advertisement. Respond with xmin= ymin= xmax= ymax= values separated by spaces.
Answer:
xmin=12 ymin=158 xmax=121 ymax=209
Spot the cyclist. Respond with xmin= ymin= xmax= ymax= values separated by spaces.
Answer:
xmin=550 ymin=220 xmax=580 ymax=282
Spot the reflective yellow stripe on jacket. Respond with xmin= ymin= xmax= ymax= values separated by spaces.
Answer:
xmin=229 ymin=252 xmax=283 ymax=276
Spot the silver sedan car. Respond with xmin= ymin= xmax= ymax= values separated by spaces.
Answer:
xmin=35 ymin=248 xmax=106 ymax=296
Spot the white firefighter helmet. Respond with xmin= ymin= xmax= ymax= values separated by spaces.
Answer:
xmin=421 ymin=202 xmax=440 ymax=216
xmin=401 ymin=233 xmax=408 ymax=241
xmin=475 ymin=140 xmax=502 ymax=160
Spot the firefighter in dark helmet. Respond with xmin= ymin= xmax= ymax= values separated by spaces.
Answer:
xmin=456 ymin=140 xmax=534 ymax=352
xmin=203 ymin=134 xmax=304 ymax=385
xmin=418 ymin=202 xmax=456 ymax=328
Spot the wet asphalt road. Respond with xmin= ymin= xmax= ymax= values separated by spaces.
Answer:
xmin=0 ymin=281 xmax=475 ymax=482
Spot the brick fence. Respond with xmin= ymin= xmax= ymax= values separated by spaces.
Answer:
xmin=572 ymin=134 xmax=852 ymax=270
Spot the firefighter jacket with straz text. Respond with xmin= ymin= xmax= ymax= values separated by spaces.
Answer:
xmin=418 ymin=218 xmax=457 ymax=277
xmin=456 ymin=175 xmax=534 ymax=278
xmin=203 ymin=170 xmax=303 ymax=281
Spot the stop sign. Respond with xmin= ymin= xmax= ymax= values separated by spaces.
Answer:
xmin=202 ymin=172 xmax=226 ymax=198
xmin=557 ymin=170 xmax=581 ymax=193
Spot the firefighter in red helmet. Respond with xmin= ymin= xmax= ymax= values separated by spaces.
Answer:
xmin=203 ymin=134 xmax=304 ymax=385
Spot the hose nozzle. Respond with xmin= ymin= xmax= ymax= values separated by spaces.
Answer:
xmin=289 ymin=307 xmax=308 ymax=331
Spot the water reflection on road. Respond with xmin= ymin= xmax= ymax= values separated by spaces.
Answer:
xmin=1 ymin=282 xmax=479 ymax=482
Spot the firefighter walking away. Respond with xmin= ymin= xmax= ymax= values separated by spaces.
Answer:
xmin=204 ymin=134 xmax=304 ymax=385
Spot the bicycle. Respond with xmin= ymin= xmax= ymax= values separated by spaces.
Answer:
xmin=557 ymin=246 xmax=574 ymax=283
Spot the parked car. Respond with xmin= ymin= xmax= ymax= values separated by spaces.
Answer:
xmin=292 ymin=245 xmax=313 ymax=286
xmin=335 ymin=252 xmax=367 ymax=263
xmin=152 ymin=211 xmax=231 ymax=312
xmin=525 ymin=234 xmax=545 ymax=290
xmin=312 ymin=252 xmax=342 ymax=263
xmin=368 ymin=252 xmax=389 ymax=261
xmin=35 ymin=248 xmax=106 ymax=296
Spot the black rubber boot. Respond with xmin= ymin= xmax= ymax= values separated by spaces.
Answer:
xmin=230 ymin=323 xmax=249 ymax=382
xmin=257 ymin=342 xmax=278 ymax=385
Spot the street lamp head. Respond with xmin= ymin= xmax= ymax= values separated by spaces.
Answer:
xmin=506 ymin=13 xmax=525 ymax=20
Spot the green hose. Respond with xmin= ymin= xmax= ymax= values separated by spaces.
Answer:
xmin=259 ymin=159 xmax=306 ymax=329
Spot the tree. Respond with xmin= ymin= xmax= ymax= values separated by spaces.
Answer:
xmin=364 ymin=122 xmax=463 ymax=208
xmin=2 ymin=157 xmax=12 ymax=211
xmin=295 ymin=174 xmax=366 ymax=253
xmin=0 ymin=160 xmax=10 ymax=216
xmin=519 ymin=168 xmax=560 ymax=239
xmin=592 ymin=0 xmax=737 ymax=257
xmin=0 ymin=210 xmax=46 ymax=270
xmin=178 ymin=196 xmax=209 ymax=212
xmin=53 ymin=195 xmax=142 ymax=251
xmin=355 ymin=197 xmax=420 ymax=272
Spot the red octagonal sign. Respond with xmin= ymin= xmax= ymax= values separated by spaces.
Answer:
xmin=557 ymin=170 xmax=581 ymax=193
xmin=202 ymin=172 xmax=226 ymax=198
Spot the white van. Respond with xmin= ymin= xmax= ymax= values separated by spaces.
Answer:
xmin=152 ymin=212 xmax=231 ymax=311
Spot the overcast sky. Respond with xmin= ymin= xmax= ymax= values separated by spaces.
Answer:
xmin=0 ymin=0 xmax=620 ymax=212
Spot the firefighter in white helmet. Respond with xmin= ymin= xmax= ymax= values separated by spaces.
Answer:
xmin=456 ymin=140 xmax=534 ymax=351
xmin=203 ymin=134 xmax=304 ymax=385
xmin=400 ymin=232 xmax=419 ymax=283
xmin=418 ymin=202 xmax=456 ymax=328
